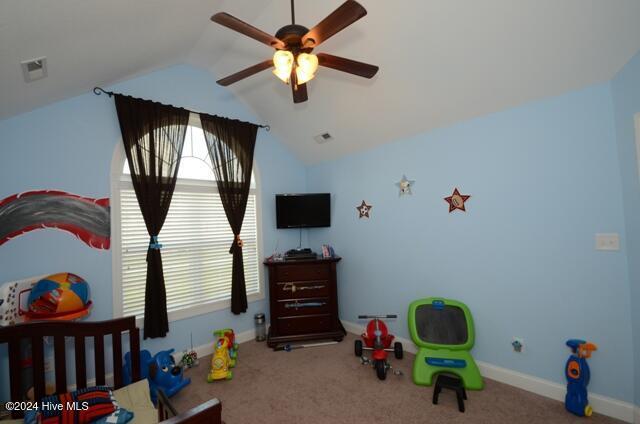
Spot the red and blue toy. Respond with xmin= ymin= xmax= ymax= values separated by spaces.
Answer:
xmin=354 ymin=315 xmax=403 ymax=380
xmin=565 ymin=339 xmax=598 ymax=417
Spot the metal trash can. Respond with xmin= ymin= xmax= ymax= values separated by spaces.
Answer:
xmin=254 ymin=313 xmax=266 ymax=342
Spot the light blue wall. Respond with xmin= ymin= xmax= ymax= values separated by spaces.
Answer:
xmin=306 ymin=83 xmax=634 ymax=402
xmin=0 ymin=64 xmax=307 ymax=400
xmin=0 ymin=61 xmax=637 ymax=406
xmin=611 ymin=50 xmax=640 ymax=406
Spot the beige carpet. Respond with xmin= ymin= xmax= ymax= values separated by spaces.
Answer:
xmin=170 ymin=333 xmax=621 ymax=423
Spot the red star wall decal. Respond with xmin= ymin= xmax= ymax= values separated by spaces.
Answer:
xmin=356 ymin=200 xmax=372 ymax=218
xmin=444 ymin=188 xmax=471 ymax=213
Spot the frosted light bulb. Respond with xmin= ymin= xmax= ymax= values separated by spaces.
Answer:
xmin=272 ymin=50 xmax=294 ymax=83
xmin=296 ymin=53 xmax=319 ymax=84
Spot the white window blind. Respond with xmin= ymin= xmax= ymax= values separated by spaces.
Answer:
xmin=119 ymin=184 xmax=260 ymax=318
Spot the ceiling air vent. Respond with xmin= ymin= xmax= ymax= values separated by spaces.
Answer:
xmin=314 ymin=132 xmax=333 ymax=144
xmin=21 ymin=57 xmax=47 ymax=82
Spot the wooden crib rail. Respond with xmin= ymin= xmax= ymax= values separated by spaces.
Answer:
xmin=0 ymin=316 xmax=141 ymax=417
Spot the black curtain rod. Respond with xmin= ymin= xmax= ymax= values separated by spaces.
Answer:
xmin=93 ymin=86 xmax=270 ymax=131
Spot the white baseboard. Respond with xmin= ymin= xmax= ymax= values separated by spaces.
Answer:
xmin=476 ymin=360 xmax=636 ymax=423
xmin=65 ymin=328 xmax=259 ymax=392
xmin=183 ymin=326 xmax=259 ymax=361
xmin=342 ymin=320 xmax=636 ymax=423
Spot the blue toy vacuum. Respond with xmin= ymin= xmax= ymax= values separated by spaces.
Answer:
xmin=565 ymin=339 xmax=597 ymax=417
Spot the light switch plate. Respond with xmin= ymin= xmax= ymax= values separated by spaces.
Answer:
xmin=595 ymin=233 xmax=619 ymax=251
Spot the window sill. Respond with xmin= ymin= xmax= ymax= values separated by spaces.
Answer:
xmin=131 ymin=291 xmax=265 ymax=327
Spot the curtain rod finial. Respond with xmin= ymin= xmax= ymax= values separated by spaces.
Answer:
xmin=93 ymin=87 xmax=113 ymax=97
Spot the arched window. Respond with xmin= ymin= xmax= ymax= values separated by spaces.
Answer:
xmin=113 ymin=117 xmax=262 ymax=321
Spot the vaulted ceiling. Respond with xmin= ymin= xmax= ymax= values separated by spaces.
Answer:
xmin=2 ymin=0 xmax=640 ymax=163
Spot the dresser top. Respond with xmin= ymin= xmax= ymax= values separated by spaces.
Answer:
xmin=263 ymin=256 xmax=341 ymax=266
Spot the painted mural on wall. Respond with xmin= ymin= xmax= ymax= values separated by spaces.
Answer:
xmin=0 ymin=190 xmax=110 ymax=249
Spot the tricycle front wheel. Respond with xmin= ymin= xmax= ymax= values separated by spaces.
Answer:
xmin=375 ymin=360 xmax=387 ymax=380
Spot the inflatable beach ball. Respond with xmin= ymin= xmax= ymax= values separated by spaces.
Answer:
xmin=26 ymin=272 xmax=91 ymax=320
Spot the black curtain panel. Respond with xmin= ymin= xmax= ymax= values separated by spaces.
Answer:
xmin=200 ymin=114 xmax=258 ymax=314
xmin=115 ymin=94 xmax=189 ymax=338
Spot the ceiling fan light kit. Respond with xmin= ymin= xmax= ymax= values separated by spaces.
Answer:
xmin=211 ymin=0 xmax=379 ymax=103
xmin=295 ymin=53 xmax=319 ymax=84
xmin=273 ymin=50 xmax=295 ymax=83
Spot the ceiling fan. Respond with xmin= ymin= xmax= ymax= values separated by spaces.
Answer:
xmin=211 ymin=0 xmax=379 ymax=103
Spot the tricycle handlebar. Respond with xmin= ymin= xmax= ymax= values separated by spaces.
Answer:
xmin=358 ymin=314 xmax=398 ymax=319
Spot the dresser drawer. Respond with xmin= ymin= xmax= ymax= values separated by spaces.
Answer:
xmin=276 ymin=314 xmax=332 ymax=336
xmin=275 ymin=280 xmax=330 ymax=300
xmin=276 ymin=264 xmax=330 ymax=281
xmin=275 ymin=298 xmax=330 ymax=317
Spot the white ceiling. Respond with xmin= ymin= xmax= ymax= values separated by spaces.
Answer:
xmin=0 ymin=0 xmax=218 ymax=119
xmin=2 ymin=1 xmax=640 ymax=164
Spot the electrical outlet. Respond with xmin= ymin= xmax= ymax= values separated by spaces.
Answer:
xmin=512 ymin=337 xmax=525 ymax=353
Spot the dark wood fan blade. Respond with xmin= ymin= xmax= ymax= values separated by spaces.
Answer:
xmin=216 ymin=59 xmax=273 ymax=86
xmin=290 ymin=70 xmax=308 ymax=103
xmin=317 ymin=53 xmax=378 ymax=78
xmin=301 ymin=0 xmax=367 ymax=48
xmin=211 ymin=12 xmax=285 ymax=49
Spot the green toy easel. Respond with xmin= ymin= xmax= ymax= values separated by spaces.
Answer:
xmin=408 ymin=297 xmax=483 ymax=390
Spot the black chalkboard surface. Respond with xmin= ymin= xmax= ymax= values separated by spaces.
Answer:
xmin=415 ymin=304 xmax=468 ymax=345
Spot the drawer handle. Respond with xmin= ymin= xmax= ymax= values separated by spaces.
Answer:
xmin=283 ymin=283 xmax=325 ymax=293
xmin=284 ymin=301 xmax=326 ymax=309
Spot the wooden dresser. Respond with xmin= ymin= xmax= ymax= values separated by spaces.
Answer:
xmin=264 ymin=256 xmax=345 ymax=348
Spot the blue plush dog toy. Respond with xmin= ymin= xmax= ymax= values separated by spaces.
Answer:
xmin=123 ymin=349 xmax=191 ymax=404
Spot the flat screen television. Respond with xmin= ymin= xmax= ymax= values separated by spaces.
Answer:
xmin=276 ymin=193 xmax=330 ymax=228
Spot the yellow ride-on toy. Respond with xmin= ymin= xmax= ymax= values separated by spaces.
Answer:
xmin=207 ymin=337 xmax=233 ymax=382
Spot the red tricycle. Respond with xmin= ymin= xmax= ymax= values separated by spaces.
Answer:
xmin=354 ymin=314 xmax=403 ymax=380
